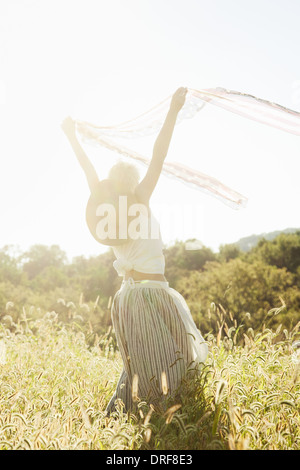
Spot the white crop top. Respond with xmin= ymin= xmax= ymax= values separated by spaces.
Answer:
xmin=112 ymin=212 xmax=165 ymax=277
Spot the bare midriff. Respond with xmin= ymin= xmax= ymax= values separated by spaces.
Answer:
xmin=124 ymin=269 xmax=167 ymax=282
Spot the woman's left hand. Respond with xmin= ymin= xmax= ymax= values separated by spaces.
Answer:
xmin=61 ymin=116 xmax=76 ymax=136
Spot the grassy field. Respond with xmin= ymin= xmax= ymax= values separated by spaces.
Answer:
xmin=0 ymin=302 xmax=299 ymax=451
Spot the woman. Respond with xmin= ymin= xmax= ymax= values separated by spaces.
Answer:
xmin=61 ymin=87 xmax=208 ymax=414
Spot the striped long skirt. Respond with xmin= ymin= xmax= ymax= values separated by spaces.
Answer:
xmin=105 ymin=279 xmax=208 ymax=414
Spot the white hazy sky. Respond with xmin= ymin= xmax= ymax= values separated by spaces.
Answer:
xmin=0 ymin=0 xmax=299 ymax=260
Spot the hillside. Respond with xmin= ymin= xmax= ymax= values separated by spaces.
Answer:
xmin=234 ymin=228 xmax=300 ymax=252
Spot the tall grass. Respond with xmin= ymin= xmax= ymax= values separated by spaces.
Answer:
xmin=0 ymin=299 xmax=299 ymax=450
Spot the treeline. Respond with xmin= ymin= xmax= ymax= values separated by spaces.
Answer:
xmin=0 ymin=231 xmax=300 ymax=337
xmin=167 ymin=233 xmax=300 ymax=334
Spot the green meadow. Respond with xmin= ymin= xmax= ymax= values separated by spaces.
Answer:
xmin=0 ymin=231 xmax=299 ymax=450
xmin=0 ymin=302 xmax=299 ymax=450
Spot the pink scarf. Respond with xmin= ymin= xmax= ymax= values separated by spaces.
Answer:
xmin=74 ymin=87 xmax=300 ymax=209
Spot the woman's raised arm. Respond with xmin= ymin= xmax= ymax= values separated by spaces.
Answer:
xmin=135 ymin=87 xmax=187 ymax=204
xmin=61 ymin=116 xmax=100 ymax=194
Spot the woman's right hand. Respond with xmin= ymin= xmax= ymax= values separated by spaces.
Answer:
xmin=61 ymin=116 xmax=76 ymax=136
xmin=170 ymin=87 xmax=188 ymax=112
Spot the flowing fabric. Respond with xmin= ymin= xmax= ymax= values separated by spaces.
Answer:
xmin=75 ymin=87 xmax=300 ymax=209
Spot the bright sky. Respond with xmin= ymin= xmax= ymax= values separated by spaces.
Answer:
xmin=0 ymin=0 xmax=299 ymax=261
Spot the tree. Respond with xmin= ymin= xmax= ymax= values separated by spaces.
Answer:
xmin=20 ymin=245 xmax=67 ymax=279
xmin=0 ymin=245 xmax=23 ymax=285
xmin=176 ymin=258 xmax=300 ymax=333
xmin=250 ymin=232 xmax=300 ymax=274
xmin=218 ymin=243 xmax=242 ymax=262
xmin=164 ymin=240 xmax=216 ymax=285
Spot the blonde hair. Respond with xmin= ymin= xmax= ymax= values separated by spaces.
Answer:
xmin=108 ymin=160 xmax=140 ymax=194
